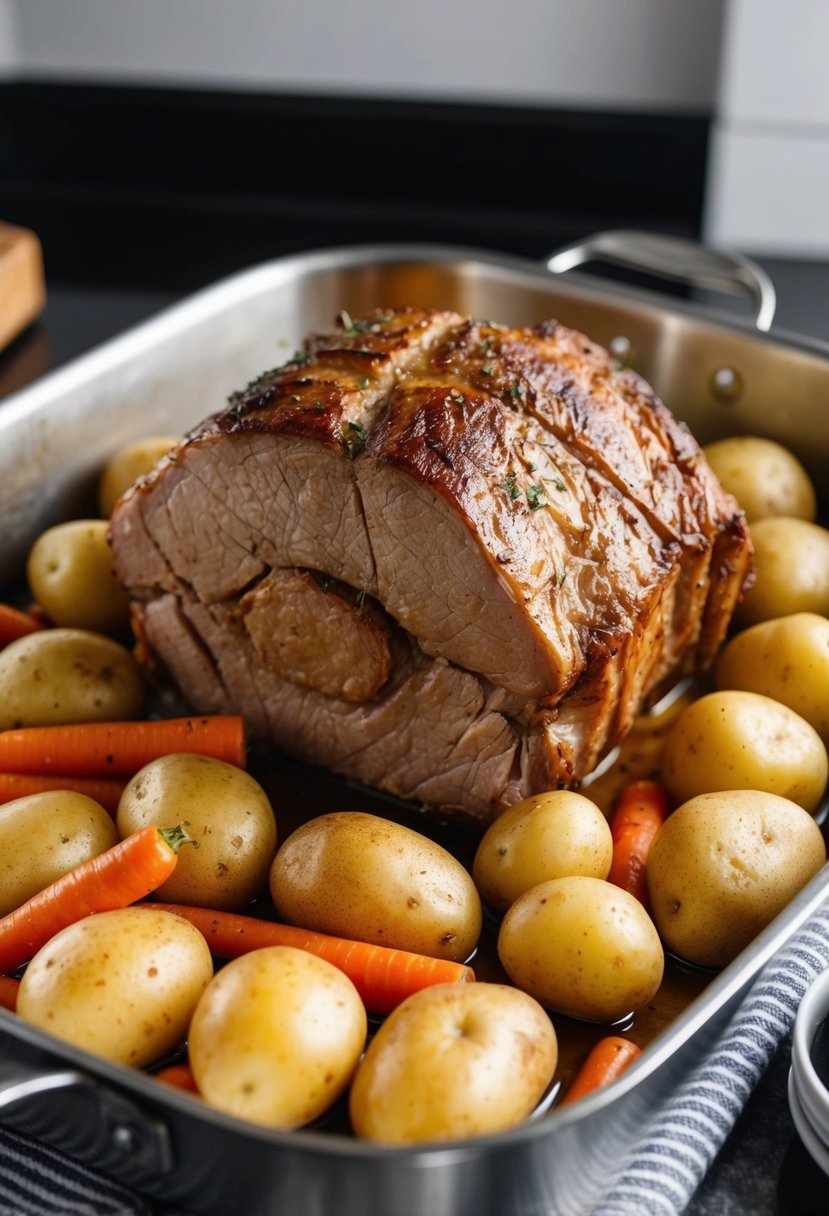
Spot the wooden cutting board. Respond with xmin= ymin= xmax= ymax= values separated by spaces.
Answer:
xmin=0 ymin=222 xmax=46 ymax=354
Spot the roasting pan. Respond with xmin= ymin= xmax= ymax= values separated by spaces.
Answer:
xmin=0 ymin=232 xmax=828 ymax=1216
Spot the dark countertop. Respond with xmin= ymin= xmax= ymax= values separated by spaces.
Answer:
xmin=1 ymin=251 xmax=828 ymax=1216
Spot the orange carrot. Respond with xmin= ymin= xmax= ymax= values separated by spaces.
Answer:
xmin=155 ymin=1063 xmax=199 ymax=1093
xmin=0 ymin=976 xmax=19 ymax=1012
xmin=0 ymin=716 xmax=246 ymax=776
xmin=0 ymin=825 xmax=191 ymax=973
xmin=561 ymin=1036 xmax=642 ymax=1105
xmin=0 ymin=773 xmax=128 ymax=815
xmin=143 ymin=902 xmax=475 ymax=1016
xmin=0 ymin=603 xmax=43 ymax=647
xmin=607 ymin=779 xmax=669 ymax=910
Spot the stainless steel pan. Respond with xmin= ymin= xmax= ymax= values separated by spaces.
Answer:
xmin=0 ymin=233 xmax=827 ymax=1216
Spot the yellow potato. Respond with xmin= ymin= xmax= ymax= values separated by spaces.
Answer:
xmin=26 ymin=519 xmax=130 ymax=635
xmin=497 ymin=876 xmax=664 ymax=1023
xmin=703 ymin=435 xmax=817 ymax=523
xmin=715 ymin=613 xmax=829 ymax=743
xmin=660 ymin=690 xmax=828 ymax=814
xmin=472 ymin=790 xmax=612 ymax=913
xmin=117 ymin=753 xmax=278 ymax=911
xmin=647 ymin=790 xmax=826 ymax=968
xmin=0 ymin=628 xmax=144 ymax=730
xmin=349 ymin=981 xmax=557 ymax=1144
xmin=98 ymin=435 xmax=179 ymax=517
xmin=0 ymin=791 xmax=117 ymax=916
xmin=736 ymin=517 xmax=829 ymax=627
xmin=188 ymin=946 xmax=366 ymax=1129
xmin=17 ymin=907 xmax=213 ymax=1067
xmin=270 ymin=812 xmax=481 ymax=963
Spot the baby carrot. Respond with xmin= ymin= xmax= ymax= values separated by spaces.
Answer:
xmin=0 ymin=603 xmax=43 ymax=647
xmin=0 ymin=773 xmax=128 ymax=815
xmin=143 ymin=902 xmax=475 ymax=1016
xmin=560 ymin=1036 xmax=642 ymax=1106
xmin=0 ymin=824 xmax=191 ymax=973
xmin=154 ymin=1063 xmax=199 ymax=1093
xmin=0 ymin=976 xmax=20 ymax=1012
xmin=607 ymin=779 xmax=669 ymax=910
xmin=0 ymin=715 xmax=246 ymax=776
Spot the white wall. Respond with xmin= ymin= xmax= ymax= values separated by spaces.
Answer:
xmin=705 ymin=0 xmax=829 ymax=256
xmin=0 ymin=0 xmax=20 ymax=76
xmin=12 ymin=0 xmax=724 ymax=111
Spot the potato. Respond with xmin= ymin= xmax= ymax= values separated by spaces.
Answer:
xmin=715 ymin=613 xmax=829 ymax=744
xmin=269 ymin=812 xmax=481 ymax=963
xmin=472 ymin=790 xmax=612 ymax=913
xmin=736 ymin=516 xmax=829 ymax=627
xmin=17 ymin=907 xmax=213 ymax=1067
xmin=0 ymin=628 xmax=144 ymax=730
xmin=0 ymin=791 xmax=118 ymax=916
xmin=349 ymin=981 xmax=557 ymax=1144
xmin=660 ymin=690 xmax=828 ymax=814
xmin=27 ymin=519 xmax=130 ymax=635
xmin=647 ymin=790 xmax=826 ymax=968
xmin=188 ymin=946 xmax=366 ymax=1129
xmin=117 ymin=753 xmax=278 ymax=910
xmin=98 ymin=435 xmax=179 ymax=517
xmin=497 ymin=876 xmax=664 ymax=1023
xmin=703 ymin=435 xmax=817 ymax=523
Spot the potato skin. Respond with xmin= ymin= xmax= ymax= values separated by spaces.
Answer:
xmin=270 ymin=812 xmax=481 ymax=963
xmin=27 ymin=519 xmax=131 ymax=635
xmin=497 ymin=876 xmax=664 ymax=1023
xmin=188 ymin=946 xmax=366 ymax=1129
xmin=117 ymin=753 xmax=277 ymax=910
xmin=0 ymin=628 xmax=145 ymax=730
xmin=472 ymin=790 xmax=612 ymax=913
xmin=736 ymin=517 xmax=829 ymax=626
xmin=646 ymin=790 xmax=826 ymax=968
xmin=0 ymin=791 xmax=118 ymax=916
xmin=660 ymin=690 xmax=828 ymax=814
xmin=17 ymin=907 xmax=213 ymax=1067
xmin=715 ymin=613 xmax=829 ymax=744
xmin=703 ymin=436 xmax=817 ymax=523
xmin=349 ymin=981 xmax=557 ymax=1145
xmin=98 ymin=435 xmax=178 ymax=517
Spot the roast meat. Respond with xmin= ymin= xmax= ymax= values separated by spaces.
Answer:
xmin=109 ymin=308 xmax=752 ymax=820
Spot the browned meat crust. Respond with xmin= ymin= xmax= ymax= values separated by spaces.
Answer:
xmin=110 ymin=308 xmax=752 ymax=820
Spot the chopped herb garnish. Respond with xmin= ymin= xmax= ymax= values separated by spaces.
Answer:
xmin=343 ymin=420 xmax=365 ymax=457
xmin=499 ymin=470 xmax=521 ymax=501
xmin=526 ymin=462 xmax=537 ymax=472
xmin=554 ymin=477 xmax=567 ymax=492
xmin=481 ymin=338 xmax=493 ymax=354
xmin=292 ymin=349 xmax=310 ymax=365
xmin=556 ymin=567 xmax=567 ymax=587
xmin=313 ymin=399 xmax=324 ymax=409
xmin=359 ymin=376 xmax=370 ymax=389
xmin=509 ymin=385 xmax=525 ymax=400
xmin=452 ymin=393 xmax=465 ymax=404
xmin=356 ymin=589 xmax=367 ymax=616
xmin=481 ymin=364 xmax=494 ymax=377
xmin=526 ymin=485 xmax=545 ymax=511
xmin=613 ymin=360 xmax=625 ymax=371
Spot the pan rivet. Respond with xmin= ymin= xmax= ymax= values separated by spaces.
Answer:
xmin=711 ymin=366 xmax=743 ymax=401
xmin=609 ymin=335 xmax=634 ymax=365
xmin=112 ymin=1124 xmax=136 ymax=1152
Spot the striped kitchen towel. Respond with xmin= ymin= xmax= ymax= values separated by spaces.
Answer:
xmin=0 ymin=1124 xmax=151 ymax=1216
xmin=594 ymin=899 xmax=829 ymax=1216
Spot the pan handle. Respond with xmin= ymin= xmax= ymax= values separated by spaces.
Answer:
xmin=545 ymin=229 xmax=777 ymax=332
xmin=0 ymin=1057 xmax=175 ymax=1180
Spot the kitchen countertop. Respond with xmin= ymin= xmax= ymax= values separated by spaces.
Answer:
xmin=0 ymin=250 xmax=828 ymax=1216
